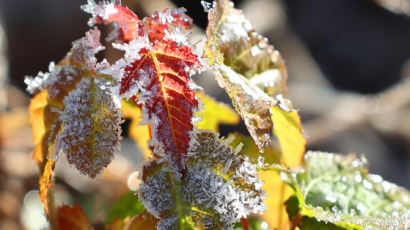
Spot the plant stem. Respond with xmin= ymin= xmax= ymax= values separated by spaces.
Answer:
xmin=47 ymin=181 xmax=57 ymax=230
xmin=240 ymin=217 xmax=249 ymax=230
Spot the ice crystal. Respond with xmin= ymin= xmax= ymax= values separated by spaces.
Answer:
xmin=54 ymin=77 xmax=121 ymax=178
xmin=81 ymin=0 xmax=119 ymax=27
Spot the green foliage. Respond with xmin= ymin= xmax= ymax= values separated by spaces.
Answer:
xmin=106 ymin=192 xmax=145 ymax=224
xmin=283 ymin=151 xmax=410 ymax=229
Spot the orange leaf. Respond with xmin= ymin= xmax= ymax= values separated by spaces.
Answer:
xmin=28 ymin=90 xmax=60 ymax=213
xmin=57 ymin=204 xmax=90 ymax=230
xmin=107 ymin=213 xmax=157 ymax=230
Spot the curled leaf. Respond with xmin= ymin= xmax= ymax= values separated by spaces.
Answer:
xmin=204 ymin=0 xmax=290 ymax=152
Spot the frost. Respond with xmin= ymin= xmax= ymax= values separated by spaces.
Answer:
xmin=81 ymin=0 xmax=118 ymax=27
xmin=106 ymin=34 xmax=152 ymax=83
xmin=54 ymin=77 xmax=121 ymax=178
xmin=284 ymin=151 xmax=410 ymax=230
xmin=201 ymin=1 xmax=213 ymax=13
xmin=186 ymin=130 xmax=266 ymax=229
xmin=163 ymin=27 xmax=190 ymax=46
xmin=139 ymin=130 xmax=266 ymax=230
xmin=204 ymin=0 xmax=293 ymax=152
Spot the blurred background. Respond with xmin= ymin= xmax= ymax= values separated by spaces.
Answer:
xmin=0 ymin=0 xmax=409 ymax=229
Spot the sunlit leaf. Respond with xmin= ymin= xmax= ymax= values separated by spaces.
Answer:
xmin=106 ymin=191 xmax=145 ymax=224
xmin=57 ymin=204 xmax=90 ymax=230
xmin=28 ymin=90 xmax=60 ymax=214
xmin=100 ymin=7 xmax=202 ymax=171
xmin=138 ymin=130 xmax=266 ymax=230
xmin=270 ymin=106 xmax=306 ymax=167
xmin=196 ymin=92 xmax=240 ymax=131
xmin=284 ymin=151 xmax=410 ymax=229
xmin=121 ymin=100 xmax=152 ymax=160
xmin=204 ymin=0 xmax=289 ymax=152
xmin=228 ymin=132 xmax=280 ymax=165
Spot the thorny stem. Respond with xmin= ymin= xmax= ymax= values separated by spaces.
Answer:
xmin=47 ymin=181 xmax=57 ymax=230
xmin=240 ymin=217 xmax=249 ymax=230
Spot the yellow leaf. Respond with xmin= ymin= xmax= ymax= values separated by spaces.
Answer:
xmin=196 ymin=92 xmax=239 ymax=131
xmin=121 ymin=100 xmax=152 ymax=160
xmin=228 ymin=132 xmax=280 ymax=165
xmin=260 ymin=106 xmax=306 ymax=229
xmin=270 ymin=105 xmax=306 ymax=167
xmin=28 ymin=90 xmax=61 ymax=214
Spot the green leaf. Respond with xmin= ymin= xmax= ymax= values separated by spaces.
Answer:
xmin=284 ymin=151 xmax=410 ymax=230
xmin=106 ymin=192 xmax=145 ymax=224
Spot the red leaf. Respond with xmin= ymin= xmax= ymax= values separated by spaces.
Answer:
xmin=57 ymin=204 xmax=90 ymax=230
xmin=91 ymin=4 xmax=140 ymax=42
xmin=120 ymin=40 xmax=200 ymax=170
xmin=83 ymin=1 xmax=193 ymax=42
xmin=83 ymin=1 xmax=201 ymax=170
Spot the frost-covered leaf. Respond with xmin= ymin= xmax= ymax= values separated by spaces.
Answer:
xmin=196 ymin=91 xmax=240 ymax=131
xmin=284 ymin=151 xmax=410 ymax=230
xmin=106 ymin=191 xmax=145 ymax=224
xmin=106 ymin=10 xmax=202 ymax=171
xmin=138 ymin=130 xmax=266 ymax=230
xmin=204 ymin=0 xmax=293 ymax=152
xmin=121 ymin=100 xmax=152 ymax=160
xmin=57 ymin=204 xmax=90 ymax=230
xmin=123 ymin=91 xmax=240 ymax=161
xmin=107 ymin=213 xmax=157 ymax=230
xmin=83 ymin=0 xmax=193 ymax=43
xmin=54 ymin=77 xmax=121 ymax=178
xmin=228 ymin=132 xmax=280 ymax=165
xmin=26 ymin=27 xmax=121 ymax=179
